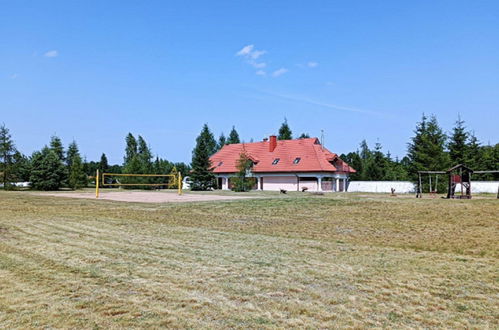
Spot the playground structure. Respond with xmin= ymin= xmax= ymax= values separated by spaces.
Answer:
xmin=417 ymin=164 xmax=498 ymax=199
xmin=95 ymin=170 xmax=182 ymax=198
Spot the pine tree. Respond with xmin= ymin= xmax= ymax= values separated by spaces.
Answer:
xmin=299 ymin=133 xmax=310 ymax=139
xmin=137 ymin=135 xmax=153 ymax=173
xmin=448 ymin=115 xmax=469 ymax=165
xmin=278 ymin=119 xmax=293 ymax=140
xmin=68 ymin=153 xmax=87 ymax=189
xmin=227 ymin=126 xmax=240 ymax=145
xmin=190 ymin=124 xmax=216 ymax=190
xmin=0 ymin=124 xmax=16 ymax=189
xmin=49 ymin=136 xmax=65 ymax=162
xmin=466 ymin=133 xmax=481 ymax=171
xmin=124 ymin=133 xmax=138 ymax=165
xmin=217 ymin=133 xmax=226 ymax=151
xmin=99 ymin=153 xmax=109 ymax=173
xmin=11 ymin=151 xmax=31 ymax=182
xmin=364 ymin=142 xmax=387 ymax=180
xmin=30 ymin=147 xmax=66 ymax=190
xmin=407 ymin=114 xmax=450 ymax=190
xmin=66 ymin=140 xmax=79 ymax=168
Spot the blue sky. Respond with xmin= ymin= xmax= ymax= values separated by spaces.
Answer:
xmin=1 ymin=0 xmax=498 ymax=164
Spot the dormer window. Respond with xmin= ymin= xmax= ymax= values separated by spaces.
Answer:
xmin=293 ymin=157 xmax=301 ymax=164
xmin=272 ymin=158 xmax=280 ymax=165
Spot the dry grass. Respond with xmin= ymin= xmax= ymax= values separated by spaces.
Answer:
xmin=0 ymin=191 xmax=497 ymax=328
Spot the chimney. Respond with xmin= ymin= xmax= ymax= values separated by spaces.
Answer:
xmin=269 ymin=135 xmax=277 ymax=152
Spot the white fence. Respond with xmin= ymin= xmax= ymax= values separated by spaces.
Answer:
xmin=347 ymin=181 xmax=415 ymax=193
xmin=347 ymin=181 xmax=499 ymax=194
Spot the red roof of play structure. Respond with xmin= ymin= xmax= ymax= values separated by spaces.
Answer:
xmin=209 ymin=137 xmax=356 ymax=174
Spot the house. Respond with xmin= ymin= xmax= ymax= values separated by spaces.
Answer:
xmin=209 ymin=135 xmax=356 ymax=192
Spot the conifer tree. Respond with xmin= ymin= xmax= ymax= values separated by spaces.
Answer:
xmin=49 ymin=136 xmax=65 ymax=162
xmin=299 ymin=133 xmax=310 ymax=138
xmin=0 ymin=124 xmax=16 ymax=188
xmin=11 ymin=151 xmax=31 ymax=182
xmin=124 ymin=133 xmax=138 ymax=165
xmin=407 ymin=114 xmax=450 ymax=189
xmin=227 ymin=126 xmax=241 ymax=145
xmin=137 ymin=135 xmax=153 ymax=173
xmin=30 ymin=147 xmax=66 ymax=190
xmin=278 ymin=118 xmax=293 ymax=140
xmin=364 ymin=142 xmax=387 ymax=180
xmin=66 ymin=140 xmax=79 ymax=168
xmin=217 ymin=133 xmax=226 ymax=151
xmin=190 ymin=124 xmax=216 ymax=190
xmin=99 ymin=153 xmax=109 ymax=173
xmin=68 ymin=153 xmax=87 ymax=189
xmin=448 ymin=115 xmax=469 ymax=165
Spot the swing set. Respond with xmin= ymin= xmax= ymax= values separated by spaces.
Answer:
xmin=416 ymin=170 xmax=446 ymax=198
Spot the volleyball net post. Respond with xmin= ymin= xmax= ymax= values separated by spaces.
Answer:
xmin=95 ymin=171 xmax=182 ymax=198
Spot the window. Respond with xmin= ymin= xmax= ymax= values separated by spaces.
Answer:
xmin=218 ymin=161 xmax=223 ymax=167
xmin=272 ymin=158 xmax=280 ymax=165
xmin=293 ymin=157 xmax=301 ymax=164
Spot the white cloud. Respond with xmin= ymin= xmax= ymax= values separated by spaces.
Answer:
xmin=236 ymin=44 xmax=269 ymax=72
xmin=272 ymin=68 xmax=288 ymax=77
xmin=307 ymin=61 xmax=318 ymax=68
xmin=44 ymin=50 xmax=58 ymax=57
xmin=252 ymin=62 xmax=266 ymax=69
xmin=250 ymin=50 xmax=266 ymax=59
xmin=256 ymin=70 xmax=266 ymax=76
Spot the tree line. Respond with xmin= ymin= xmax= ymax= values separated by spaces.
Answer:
xmin=0 ymin=125 xmax=189 ymax=190
xmin=188 ymin=116 xmax=498 ymax=190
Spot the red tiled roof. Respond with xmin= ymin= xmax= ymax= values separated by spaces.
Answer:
xmin=210 ymin=137 xmax=356 ymax=174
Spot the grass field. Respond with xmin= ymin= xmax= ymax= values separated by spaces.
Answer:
xmin=0 ymin=191 xmax=497 ymax=328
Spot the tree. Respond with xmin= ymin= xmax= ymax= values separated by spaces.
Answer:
xmin=407 ymin=114 xmax=450 ymax=190
xmin=66 ymin=140 xmax=79 ymax=168
xmin=30 ymin=147 xmax=66 ymax=190
xmin=11 ymin=151 xmax=31 ymax=182
xmin=50 ymin=136 xmax=65 ymax=162
xmin=232 ymin=148 xmax=254 ymax=192
xmin=466 ymin=133 xmax=482 ymax=171
xmin=217 ymin=133 xmax=226 ymax=151
xmin=124 ymin=133 xmax=138 ymax=165
xmin=448 ymin=115 xmax=469 ymax=165
xmin=137 ymin=135 xmax=153 ymax=173
xmin=68 ymin=153 xmax=87 ymax=189
xmin=299 ymin=133 xmax=310 ymax=139
xmin=99 ymin=153 xmax=109 ymax=173
xmin=364 ymin=142 xmax=387 ymax=180
xmin=227 ymin=126 xmax=240 ymax=145
xmin=0 ymin=124 xmax=16 ymax=189
xmin=278 ymin=118 xmax=293 ymax=140
xmin=190 ymin=124 xmax=216 ymax=190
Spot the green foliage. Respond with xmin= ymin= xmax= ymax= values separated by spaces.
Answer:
xmin=49 ymin=136 xmax=65 ymax=162
xmin=217 ymin=133 xmax=226 ymax=151
xmin=30 ymin=147 xmax=66 ymax=190
xmin=190 ymin=124 xmax=216 ymax=190
xmin=299 ymin=133 xmax=310 ymax=139
xmin=11 ymin=151 xmax=31 ymax=182
xmin=278 ymin=118 xmax=292 ymax=140
xmin=124 ymin=133 xmax=138 ymax=164
xmin=99 ymin=153 xmax=109 ymax=173
xmin=68 ymin=153 xmax=87 ymax=189
xmin=0 ymin=124 xmax=16 ymax=189
xmin=231 ymin=149 xmax=254 ymax=192
xmin=448 ymin=116 xmax=469 ymax=165
xmin=227 ymin=126 xmax=240 ymax=144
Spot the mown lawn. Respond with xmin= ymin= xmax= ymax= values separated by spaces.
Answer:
xmin=0 ymin=191 xmax=497 ymax=328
